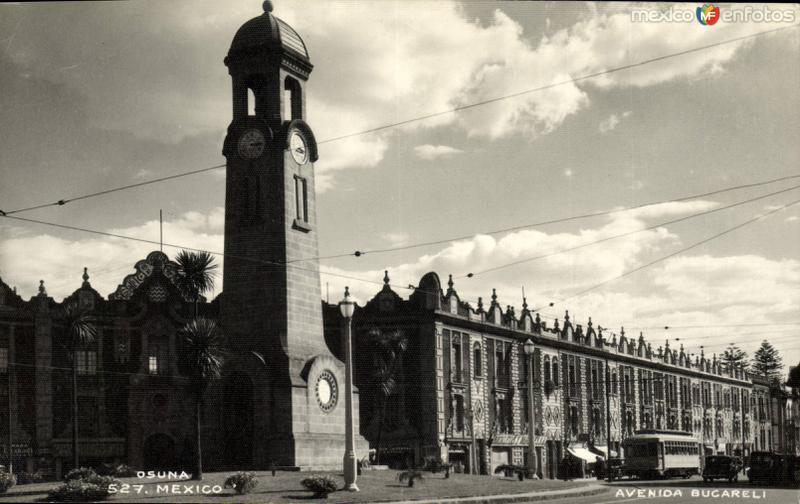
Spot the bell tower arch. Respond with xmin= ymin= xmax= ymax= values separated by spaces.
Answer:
xmin=219 ymin=1 xmax=365 ymax=470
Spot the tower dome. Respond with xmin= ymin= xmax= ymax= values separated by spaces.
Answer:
xmin=227 ymin=1 xmax=309 ymax=61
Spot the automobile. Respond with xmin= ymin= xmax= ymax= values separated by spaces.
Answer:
xmin=747 ymin=451 xmax=783 ymax=485
xmin=702 ymin=455 xmax=742 ymax=483
xmin=606 ymin=458 xmax=624 ymax=481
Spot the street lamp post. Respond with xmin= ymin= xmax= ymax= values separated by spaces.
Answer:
xmin=523 ymin=338 xmax=536 ymax=479
xmin=339 ymin=287 xmax=359 ymax=492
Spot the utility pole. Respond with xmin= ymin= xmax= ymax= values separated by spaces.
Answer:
xmin=6 ymin=353 xmax=12 ymax=474
xmin=605 ymin=356 xmax=612 ymax=483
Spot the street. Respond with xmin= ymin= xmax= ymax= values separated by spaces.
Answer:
xmin=546 ymin=477 xmax=800 ymax=504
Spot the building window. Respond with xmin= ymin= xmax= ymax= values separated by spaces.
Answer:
xmin=295 ymin=176 xmax=308 ymax=223
xmin=544 ymin=356 xmax=551 ymax=383
xmin=76 ymin=350 xmax=97 ymax=376
xmin=567 ymin=356 xmax=578 ymax=398
xmin=552 ymin=358 xmax=559 ymax=386
xmin=78 ymin=397 xmax=98 ymax=436
xmin=452 ymin=335 xmax=462 ymax=383
xmin=455 ymin=395 xmax=465 ymax=431
xmin=473 ymin=343 xmax=482 ymax=377
xmin=148 ymin=338 xmax=168 ymax=376
xmin=0 ymin=348 xmax=7 ymax=373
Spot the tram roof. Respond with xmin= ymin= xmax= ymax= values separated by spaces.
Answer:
xmin=623 ymin=430 xmax=700 ymax=443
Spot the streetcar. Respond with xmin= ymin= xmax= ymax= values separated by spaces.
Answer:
xmin=621 ymin=429 xmax=701 ymax=479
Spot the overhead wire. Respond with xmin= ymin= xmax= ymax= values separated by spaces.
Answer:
xmin=2 ymin=24 xmax=797 ymax=218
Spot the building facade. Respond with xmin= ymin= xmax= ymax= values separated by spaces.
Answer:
xmin=330 ymin=271 xmax=799 ymax=477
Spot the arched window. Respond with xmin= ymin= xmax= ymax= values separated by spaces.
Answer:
xmin=473 ymin=343 xmax=482 ymax=377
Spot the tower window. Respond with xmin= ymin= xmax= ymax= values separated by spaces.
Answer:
xmin=247 ymin=88 xmax=256 ymax=117
xmin=295 ymin=176 xmax=308 ymax=223
xmin=284 ymin=77 xmax=302 ymax=120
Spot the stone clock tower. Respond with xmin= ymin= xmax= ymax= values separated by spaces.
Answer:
xmin=218 ymin=1 xmax=365 ymax=470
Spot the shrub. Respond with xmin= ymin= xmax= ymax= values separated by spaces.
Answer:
xmin=494 ymin=464 xmax=526 ymax=480
xmin=111 ymin=464 xmax=136 ymax=478
xmin=64 ymin=467 xmax=97 ymax=482
xmin=224 ymin=472 xmax=258 ymax=495
xmin=49 ymin=471 xmax=119 ymax=502
xmin=301 ymin=474 xmax=338 ymax=497
xmin=15 ymin=471 xmax=43 ymax=485
xmin=0 ymin=471 xmax=16 ymax=494
xmin=398 ymin=469 xmax=424 ymax=488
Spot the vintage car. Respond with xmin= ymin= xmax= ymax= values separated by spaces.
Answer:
xmin=702 ymin=455 xmax=742 ymax=483
xmin=747 ymin=451 xmax=783 ymax=485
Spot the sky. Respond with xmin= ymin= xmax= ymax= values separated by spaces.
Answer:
xmin=0 ymin=1 xmax=799 ymax=372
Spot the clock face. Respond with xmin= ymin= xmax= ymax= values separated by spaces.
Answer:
xmin=289 ymin=130 xmax=309 ymax=165
xmin=238 ymin=128 xmax=266 ymax=159
xmin=316 ymin=370 xmax=338 ymax=413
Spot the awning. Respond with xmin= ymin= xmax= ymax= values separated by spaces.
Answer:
xmin=590 ymin=446 xmax=618 ymax=459
xmin=568 ymin=447 xmax=602 ymax=464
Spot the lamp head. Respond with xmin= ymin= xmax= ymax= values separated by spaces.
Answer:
xmin=523 ymin=338 xmax=535 ymax=356
xmin=339 ymin=286 xmax=355 ymax=318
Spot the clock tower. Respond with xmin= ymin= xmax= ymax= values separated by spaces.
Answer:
xmin=219 ymin=1 xmax=365 ymax=469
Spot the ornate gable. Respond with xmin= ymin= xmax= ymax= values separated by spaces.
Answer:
xmin=109 ymin=251 xmax=196 ymax=302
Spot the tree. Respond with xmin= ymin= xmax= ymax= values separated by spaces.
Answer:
xmin=369 ymin=328 xmax=408 ymax=464
xmin=175 ymin=250 xmax=218 ymax=317
xmin=62 ymin=302 xmax=97 ymax=471
xmin=751 ymin=340 xmax=783 ymax=381
xmin=180 ymin=318 xmax=225 ymax=480
xmin=787 ymin=364 xmax=800 ymax=388
xmin=721 ymin=344 xmax=748 ymax=372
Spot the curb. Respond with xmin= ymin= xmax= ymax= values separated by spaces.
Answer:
xmin=377 ymin=484 xmax=610 ymax=504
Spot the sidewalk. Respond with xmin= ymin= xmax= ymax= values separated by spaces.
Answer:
xmin=378 ymin=484 xmax=609 ymax=504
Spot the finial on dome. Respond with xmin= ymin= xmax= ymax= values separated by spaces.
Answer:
xmin=82 ymin=267 xmax=90 ymax=287
xmin=564 ymin=309 xmax=569 ymax=321
xmin=383 ymin=270 xmax=390 ymax=286
xmin=491 ymin=288 xmax=497 ymax=302
xmin=587 ymin=316 xmax=592 ymax=327
xmin=263 ymin=0 xmax=274 ymax=13
xmin=447 ymin=274 xmax=454 ymax=290
xmin=38 ymin=279 xmax=46 ymax=296
xmin=477 ymin=296 xmax=484 ymax=312
xmin=522 ymin=297 xmax=528 ymax=310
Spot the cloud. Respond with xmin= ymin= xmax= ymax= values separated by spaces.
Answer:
xmin=599 ymin=110 xmax=632 ymax=133
xmin=2 ymin=0 xmax=781 ymax=191
xmin=413 ymin=144 xmax=464 ymax=160
xmin=380 ymin=232 xmax=411 ymax=247
xmin=0 ymin=208 xmax=225 ymax=300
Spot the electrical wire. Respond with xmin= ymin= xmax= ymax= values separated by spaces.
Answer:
xmin=294 ymin=173 xmax=800 ymax=263
xmin=317 ymin=24 xmax=800 ymax=145
xmin=2 ymin=24 xmax=797 ymax=218
xmin=537 ymin=196 xmax=800 ymax=310
xmin=461 ymin=182 xmax=800 ymax=278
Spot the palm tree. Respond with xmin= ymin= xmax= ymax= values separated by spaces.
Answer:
xmin=180 ymin=317 xmax=225 ymax=480
xmin=175 ymin=250 xmax=218 ymax=317
xmin=62 ymin=302 xmax=97 ymax=471
xmin=369 ymin=328 xmax=408 ymax=464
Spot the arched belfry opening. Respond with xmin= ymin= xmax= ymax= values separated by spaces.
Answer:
xmin=284 ymin=76 xmax=303 ymax=120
